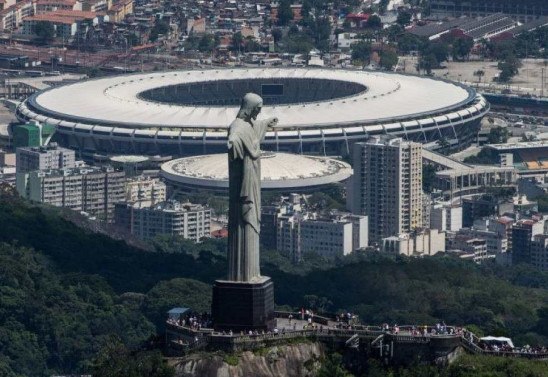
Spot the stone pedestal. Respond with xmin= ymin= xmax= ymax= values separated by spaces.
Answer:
xmin=212 ymin=276 xmax=275 ymax=331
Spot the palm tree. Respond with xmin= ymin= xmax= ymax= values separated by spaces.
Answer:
xmin=474 ymin=69 xmax=485 ymax=83
xmin=436 ymin=136 xmax=450 ymax=154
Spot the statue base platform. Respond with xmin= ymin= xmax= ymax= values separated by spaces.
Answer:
xmin=212 ymin=276 xmax=275 ymax=331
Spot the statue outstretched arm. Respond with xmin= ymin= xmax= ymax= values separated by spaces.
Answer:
xmin=254 ymin=117 xmax=278 ymax=142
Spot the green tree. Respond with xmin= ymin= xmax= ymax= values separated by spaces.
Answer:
xmin=309 ymin=17 xmax=331 ymax=51
xmin=397 ymin=33 xmax=424 ymax=54
xmin=425 ymin=42 xmax=449 ymax=65
xmin=34 ymin=21 xmax=55 ymax=44
xmin=396 ymin=11 xmax=412 ymax=27
xmin=487 ymin=126 xmax=509 ymax=144
xmin=303 ymin=294 xmax=333 ymax=313
xmin=282 ymin=31 xmax=315 ymax=54
xmin=385 ymin=24 xmax=404 ymax=42
xmin=86 ymin=67 xmax=101 ymax=78
xmin=379 ymin=49 xmax=398 ymax=70
xmin=126 ymin=33 xmax=139 ymax=47
xmin=378 ymin=0 xmax=389 ymax=13
xmin=436 ymin=135 xmax=450 ymax=153
xmin=244 ymin=37 xmax=262 ymax=52
xmin=418 ymin=53 xmax=438 ymax=74
xmin=231 ymin=31 xmax=243 ymax=52
xmin=473 ymin=69 xmax=485 ymax=83
xmin=91 ymin=336 xmax=174 ymax=377
xmin=272 ymin=28 xmax=283 ymax=43
xmin=452 ymin=37 xmax=473 ymax=61
xmin=366 ymin=15 xmax=382 ymax=29
xmin=300 ymin=0 xmax=315 ymax=27
xmin=318 ymin=353 xmax=352 ymax=377
xmin=149 ymin=18 xmax=169 ymax=42
xmin=198 ymin=34 xmax=216 ymax=52
xmin=144 ymin=278 xmax=212 ymax=329
xmin=498 ymin=54 xmax=522 ymax=82
xmin=277 ymin=0 xmax=294 ymax=26
xmin=351 ymin=40 xmax=371 ymax=64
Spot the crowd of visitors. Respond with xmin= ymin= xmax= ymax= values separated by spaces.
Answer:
xmin=166 ymin=310 xmax=547 ymax=358
xmin=478 ymin=341 xmax=547 ymax=355
xmin=167 ymin=312 xmax=212 ymax=330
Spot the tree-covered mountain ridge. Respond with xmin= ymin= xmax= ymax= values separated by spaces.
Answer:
xmin=0 ymin=192 xmax=546 ymax=376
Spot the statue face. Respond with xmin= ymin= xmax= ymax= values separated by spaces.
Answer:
xmin=251 ymin=103 xmax=262 ymax=120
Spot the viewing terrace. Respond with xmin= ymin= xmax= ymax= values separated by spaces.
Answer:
xmin=165 ymin=311 xmax=548 ymax=363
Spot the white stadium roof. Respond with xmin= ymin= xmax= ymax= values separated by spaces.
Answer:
xmin=30 ymin=68 xmax=472 ymax=129
xmin=161 ymin=152 xmax=353 ymax=190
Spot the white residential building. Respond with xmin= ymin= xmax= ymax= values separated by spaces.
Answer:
xmin=447 ymin=235 xmax=492 ymax=263
xmin=16 ymin=166 xmax=125 ymax=220
xmin=114 ymin=200 xmax=211 ymax=242
xmin=277 ymin=212 xmax=368 ymax=260
xmin=349 ymin=136 xmax=423 ymax=245
xmin=125 ymin=176 xmax=166 ymax=204
xmin=16 ymin=143 xmax=75 ymax=174
xmin=382 ymin=229 xmax=446 ymax=257
xmin=299 ymin=219 xmax=353 ymax=259
xmin=337 ymin=32 xmax=364 ymax=50
xmin=430 ymin=201 xmax=462 ymax=232
xmin=457 ymin=227 xmax=508 ymax=256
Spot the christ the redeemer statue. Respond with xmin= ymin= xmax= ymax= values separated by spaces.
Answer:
xmin=227 ymin=93 xmax=278 ymax=282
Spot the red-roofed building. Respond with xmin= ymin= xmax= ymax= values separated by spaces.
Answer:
xmin=34 ymin=0 xmax=82 ymax=15
xmin=212 ymin=228 xmax=228 ymax=238
xmin=0 ymin=0 xmax=33 ymax=31
xmin=22 ymin=9 xmax=106 ymax=38
xmin=23 ymin=13 xmax=78 ymax=39
xmin=345 ymin=13 xmax=370 ymax=28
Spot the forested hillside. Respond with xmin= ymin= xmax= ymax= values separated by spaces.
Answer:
xmin=0 ymin=193 xmax=546 ymax=375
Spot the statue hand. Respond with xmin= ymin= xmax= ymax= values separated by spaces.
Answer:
xmin=268 ymin=117 xmax=278 ymax=127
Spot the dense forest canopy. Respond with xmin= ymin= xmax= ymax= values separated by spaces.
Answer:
xmin=0 ymin=194 xmax=546 ymax=375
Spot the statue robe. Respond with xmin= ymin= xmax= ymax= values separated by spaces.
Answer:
xmin=227 ymin=117 xmax=269 ymax=282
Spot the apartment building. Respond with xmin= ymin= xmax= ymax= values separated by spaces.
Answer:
xmin=349 ymin=136 xmax=423 ymax=245
xmin=447 ymin=235 xmax=491 ymax=263
xmin=114 ymin=200 xmax=211 ymax=242
xmin=457 ymin=227 xmax=508 ymax=256
xmin=16 ymin=166 xmax=125 ymax=220
xmin=0 ymin=0 xmax=33 ymax=31
xmin=531 ymin=235 xmax=548 ymax=271
xmin=16 ymin=143 xmax=76 ymax=174
xmin=430 ymin=201 xmax=462 ymax=232
xmin=382 ymin=229 xmax=446 ymax=257
xmin=512 ymin=218 xmax=545 ymax=265
xmin=22 ymin=10 xmax=101 ymax=39
xmin=125 ymin=176 xmax=166 ymax=204
xmin=34 ymin=0 xmax=82 ymax=15
xmin=277 ymin=212 xmax=368 ymax=261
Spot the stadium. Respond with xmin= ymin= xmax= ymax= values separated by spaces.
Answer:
xmin=161 ymin=152 xmax=353 ymax=193
xmin=16 ymin=68 xmax=489 ymax=157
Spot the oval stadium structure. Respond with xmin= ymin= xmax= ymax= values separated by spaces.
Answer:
xmin=16 ymin=68 xmax=489 ymax=157
xmin=161 ymin=152 xmax=353 ymax=192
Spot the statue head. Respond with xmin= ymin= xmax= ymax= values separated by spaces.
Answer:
xmin=237 ymin=93 xmax=263 ymax=121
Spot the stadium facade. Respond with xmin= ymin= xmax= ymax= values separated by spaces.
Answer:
xmin=430 ymin=0 xmax=547 ymax=22
xmin=16 ymin=68 xmax=489 ymax=157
